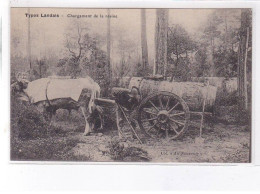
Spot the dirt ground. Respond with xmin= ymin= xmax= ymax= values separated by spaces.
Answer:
xmin=52 ymin=110 xmax=250 ymax=163
xmin=11 ymin=109 xmax=250 ymax=163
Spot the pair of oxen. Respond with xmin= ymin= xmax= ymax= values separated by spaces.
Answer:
xmin=11 ymin=76 xmax=102 ymax=135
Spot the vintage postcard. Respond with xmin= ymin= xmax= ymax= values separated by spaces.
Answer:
xmin=10 ymin=8 xmax=252 ymax=163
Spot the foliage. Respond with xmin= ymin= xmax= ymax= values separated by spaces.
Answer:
xmin=192 ymin=45 xmax=209 ymax=77
xmin=236 ymin=108 xmax=251 ymax=126
xmin=216 ymin=90 xmax=238 ymax=107
xmin=32 ymin=58 xmax=49 ymax=79
xmin=107 ymin=139 xmax=150 ymax=162
xmin=215 ymin=104 xmax=251 ymax=126
xmin=57 ymin=57 xmax=81 ymax=78
xmin=11 ymin=95 xmax=46 ymax=140
xmin=167 ymin=24 xmax=197 ymax=81
xmin=17 ymin=106 xmax=49 ymax=139
xmin=11 ymin=94 xmax=69 ymax=140
xmin=113 ymin=59 xmax=132 ymax=78
xmin=57 ymin=22 xmax=111 ymax=96
xmin=136 ymin=62 xmax=153 ymax=77
xmin=168 ymin=25 xmax=197 ymax=63
xmin=186 ymin=9 xmax=242 ymax=78
xmin=213 ymin=46 xmax=238 ymax=77
xmin=57 ymin=22 xmax=108 ymax=81
xmin=202 ymin=11 xmax=223 ymax=48
xmin=113 ymin=34 xmax=140 ymax=79
xmin=11 ymin=135 xmax=90 ymax=161
xmin=10 ymin=94 xmax=89 ymax=161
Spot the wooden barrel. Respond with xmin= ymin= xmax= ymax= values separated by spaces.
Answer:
xmin=191 ymin=77 xmax=238 ymax=94
xmin=129 ymin=77 xmax=218 ymax=112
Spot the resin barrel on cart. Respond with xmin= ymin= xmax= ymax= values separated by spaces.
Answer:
xmin=128 ymin=77 xmax=218 ymax=112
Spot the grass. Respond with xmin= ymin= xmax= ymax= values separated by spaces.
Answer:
xmin=10 ymin=93 xmax=251 ymax=163
xmin=11 ymin=136 xmax=90 ymax=161
xmin=10 ymin=95 xmax=90 ymax=161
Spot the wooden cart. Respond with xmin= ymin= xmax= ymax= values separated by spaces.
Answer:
xmin=108 ymin=75 xmax=218 ymax=142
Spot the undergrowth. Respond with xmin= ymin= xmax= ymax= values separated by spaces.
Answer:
xmin=106 ymin=139 xmax=150 ymax=162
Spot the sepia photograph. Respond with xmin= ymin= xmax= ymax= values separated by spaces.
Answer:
xmin=10 ymin=8 xmax=252 ymax=163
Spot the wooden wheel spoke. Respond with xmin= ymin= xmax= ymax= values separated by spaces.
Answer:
xmin=168 ymin=102 xmax=180 ymax=113
xmin=141 ymin=117 xmax=157 ymax=122
xmin=142 ymin=108 xmax=157 ymax=116
xmin=168 ymin=123 xmax=180 ymax=135
xmin=174 ymin=115 xmax=185 ymax=120
xmin=167 ymin=122 xmax=180 ymax=135
xmin=169 ymin=118 xmax=185 ymax=126
xmin=158 ymin=96 xmax=163 ymax=110
xmin=138 ymin=92 xmax=190 ymax=140
xmin=169 ymin=112 xmax=185 ymax=117
xmin=165 ymin=127 xmax=169 ymax=139
xmin=149 ymin=100 xmax=160 ymax=112
xmin=165 ymin=97 xmax=170 ymax=110
xmin=155 ymin=125 xmax=161 ymax=136
xmin=147 ymin=121 xmax=159 ymax=132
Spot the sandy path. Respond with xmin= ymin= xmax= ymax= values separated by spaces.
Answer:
xmin=69 ymin=123 xmax=250 ymax=163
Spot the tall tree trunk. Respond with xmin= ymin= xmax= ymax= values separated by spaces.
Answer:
xmin=107 ymin=9 xmax=111 ymax=85
xmin=208 ymin=21 xmax=215 ymax=77
xmin=243 ymin=27 xmax=249 ymax=110
xmin=39 ymin=62 xmax=42 ymax=78
xmin=237 ymin=42 xmax=241 ymax=97
xmin=238 ymin=9 xmax=251 ymax=110
xmin=224 ymin=10 xmax=228 ymax=50
xmin=141 ymin=9 xmax=149 ymax=74
xmin=107 ymin=9 xmax=112 ymax=81
xmin=27 ymin=8 xmax=32 ymax=79
xmin=154 ymin=9 xmax=168 ymax=78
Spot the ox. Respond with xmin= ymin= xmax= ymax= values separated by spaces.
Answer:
xmin=12 ymin=76 xmax=101 ymax=136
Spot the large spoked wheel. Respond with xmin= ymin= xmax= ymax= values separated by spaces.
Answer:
xmin=137 ymin=91 xmax=190 ymax=140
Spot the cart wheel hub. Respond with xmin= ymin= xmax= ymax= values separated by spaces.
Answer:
xmin=157 ymin=110 xmax=169 ymax=124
